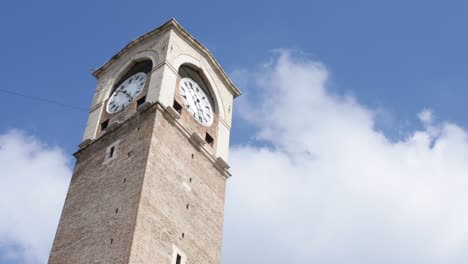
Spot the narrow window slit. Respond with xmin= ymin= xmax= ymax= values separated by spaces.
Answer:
xmin=109 ymin=146 xmax=115 ymax=159
xmin=136 ymin=96 xmax=146 ymax=107
xmin=101 ymin=120 xmax=109 ymax=131
xmin=173 ymin=100 xmax=182 ymax=114
xmin=205 ymin=133 xmax=214 ymax=146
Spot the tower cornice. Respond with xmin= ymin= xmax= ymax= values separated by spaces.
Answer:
xmin=92 ymin=18 xmax=241 ymax=98
xmin=75 ymin=101 xmax=232 ymax=178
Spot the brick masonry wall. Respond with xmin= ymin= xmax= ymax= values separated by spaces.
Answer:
xmin=128 ymin=106 xmax=227 ymax=264
xmin=49 ymin=104 xmax=227 ymax=264
xmin=49 ymin=108 xmax=156 ymax=264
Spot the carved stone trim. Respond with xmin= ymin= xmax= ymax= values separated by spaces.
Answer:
xmin=165 ymin=105 xmax=181 ymax=119
xmin=78 ymin=138 xmax=93 ymax=149
xmin=137 ymin=101 xmax=152 ymax=112
xmin=189 ymin=132 xmax=205 ymax=149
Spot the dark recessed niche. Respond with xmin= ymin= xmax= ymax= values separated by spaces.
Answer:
xmin=186 ymin=204 xmax=189 ymax=209
xmin=205 ymin=133 xmax=214 ymax=146
xmin=181 ymin=233 xmax=185 ymax=238
xmin=136 ymin=96 xmax=146 ymax=107
xmin=173 ymin=100 xmax=182 ymax=114
xmin=109 ymin=146 xmax=115 ymax=159
xmin=115 ymin=208 xmax=119 ymax=214
xmin=123 ymin=178 xmax=127 ymax=183
xmin=113 ymin=60 xmax=153 ymax=89
xmin=100 ymin=120 xmax=109 ymax=131
xmin=176 ymin=254 xmax=182 ymax=264
xmin=110 ymin=238 xmax=113 ymax=244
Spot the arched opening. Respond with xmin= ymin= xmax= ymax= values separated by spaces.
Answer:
xmin=178 ymin=64 xmax=216 ymax=112
xmin=113 ymin=59 xmax=153 ymax=92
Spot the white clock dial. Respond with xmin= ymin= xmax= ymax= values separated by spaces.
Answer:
xmin=107 ymin=72 xmax=146 ymax=114
xmin=179 ymin=77 xmax=214 ymax=126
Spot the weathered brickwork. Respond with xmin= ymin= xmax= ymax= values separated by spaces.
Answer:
xmin=49 ymin=104 xmax=227 ymax=263
xmin=128 ymin=106 xmax=226 ymax=264
xmin=49 ymin=108 xmax=156 ymax=264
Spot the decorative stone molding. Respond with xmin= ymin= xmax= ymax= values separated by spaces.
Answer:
xmin=105 ymin=121 xmax=121 ymax=132
xmin=78 ymin=138 xmax=93 ymax=149
xmin=189 ymin=132 xmax=205 ymax=149
xmin=214 ymin=157 xmax=231 ymax=177
xmin=89 ymin=102 xmax=102 ymax=112
xmin=215 ymin=157 xmax=230 ymax=169
xmin=165 ymin=105 xmax=181 ymax=120
xmin=137 ymin=101 xmax=152 ymax=112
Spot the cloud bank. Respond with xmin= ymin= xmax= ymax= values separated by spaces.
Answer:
xmin=223 ymin=51 xmax=468 ymax=264
xmin=0 ymin=130 xmax=71 ymax=264
xmin=1 ymin=51 xmax=467 ymax=264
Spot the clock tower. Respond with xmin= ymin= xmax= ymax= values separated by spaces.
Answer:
xmin=48 ymin=19 xmax=240 ymax=264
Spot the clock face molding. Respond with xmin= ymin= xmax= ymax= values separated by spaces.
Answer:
xmin=179 ymin=77 xmax=214 ymax=127
xmin=107 ymin=72 xmax=147 ymax=114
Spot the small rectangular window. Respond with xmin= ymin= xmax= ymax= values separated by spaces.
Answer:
xmin=109 ymin=146 xmax=115 ymax=159
xmin=176 ymin=254 xmax=182 ymax=264
xmin=101 ymin=120 xmax=109 ymax=131
xmin=103 ymin=140 xmax=120 ymax=164
xmin=173 ymin=100 xmax=182 ymax=114
xmin=136 ymin=96 xmax=146 ymax=107
xmin=205 ymin=133 xmax=214 ymax=147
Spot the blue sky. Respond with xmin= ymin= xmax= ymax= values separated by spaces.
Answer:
xmin=1 ymin=0 xmax=468 ymax=263
xmin=1 ymin=0 xmax=467 ymax=151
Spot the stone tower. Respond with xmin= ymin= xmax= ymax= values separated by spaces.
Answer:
xmin=48 ymin=19 xmax=240 ymax=264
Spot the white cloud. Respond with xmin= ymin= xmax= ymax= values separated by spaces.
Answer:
xmin=0 ymin=130 xmax=71 ymax=264
xmin=418 ymin=108 xmax=434 ymax=124
xmin=223 ymin=51 xmax=468 ymax=264
xmin=1 ymin=51 xmax=467 ymax=264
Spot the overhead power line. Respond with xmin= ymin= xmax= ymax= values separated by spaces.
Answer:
xmin=0 ymin=88 xmax=88 ymax=112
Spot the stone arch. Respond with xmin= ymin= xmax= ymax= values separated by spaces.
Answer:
xmin=103 ymin=50 xmax=159 ymax=99
xmin=173 ymin=54 xmax=225 ymax=120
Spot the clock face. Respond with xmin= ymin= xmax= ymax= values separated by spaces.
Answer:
xmin=107 ymin=72 xmax=146 ymax=114
xmin=179 ymin=77 xmax=214 ymax=126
